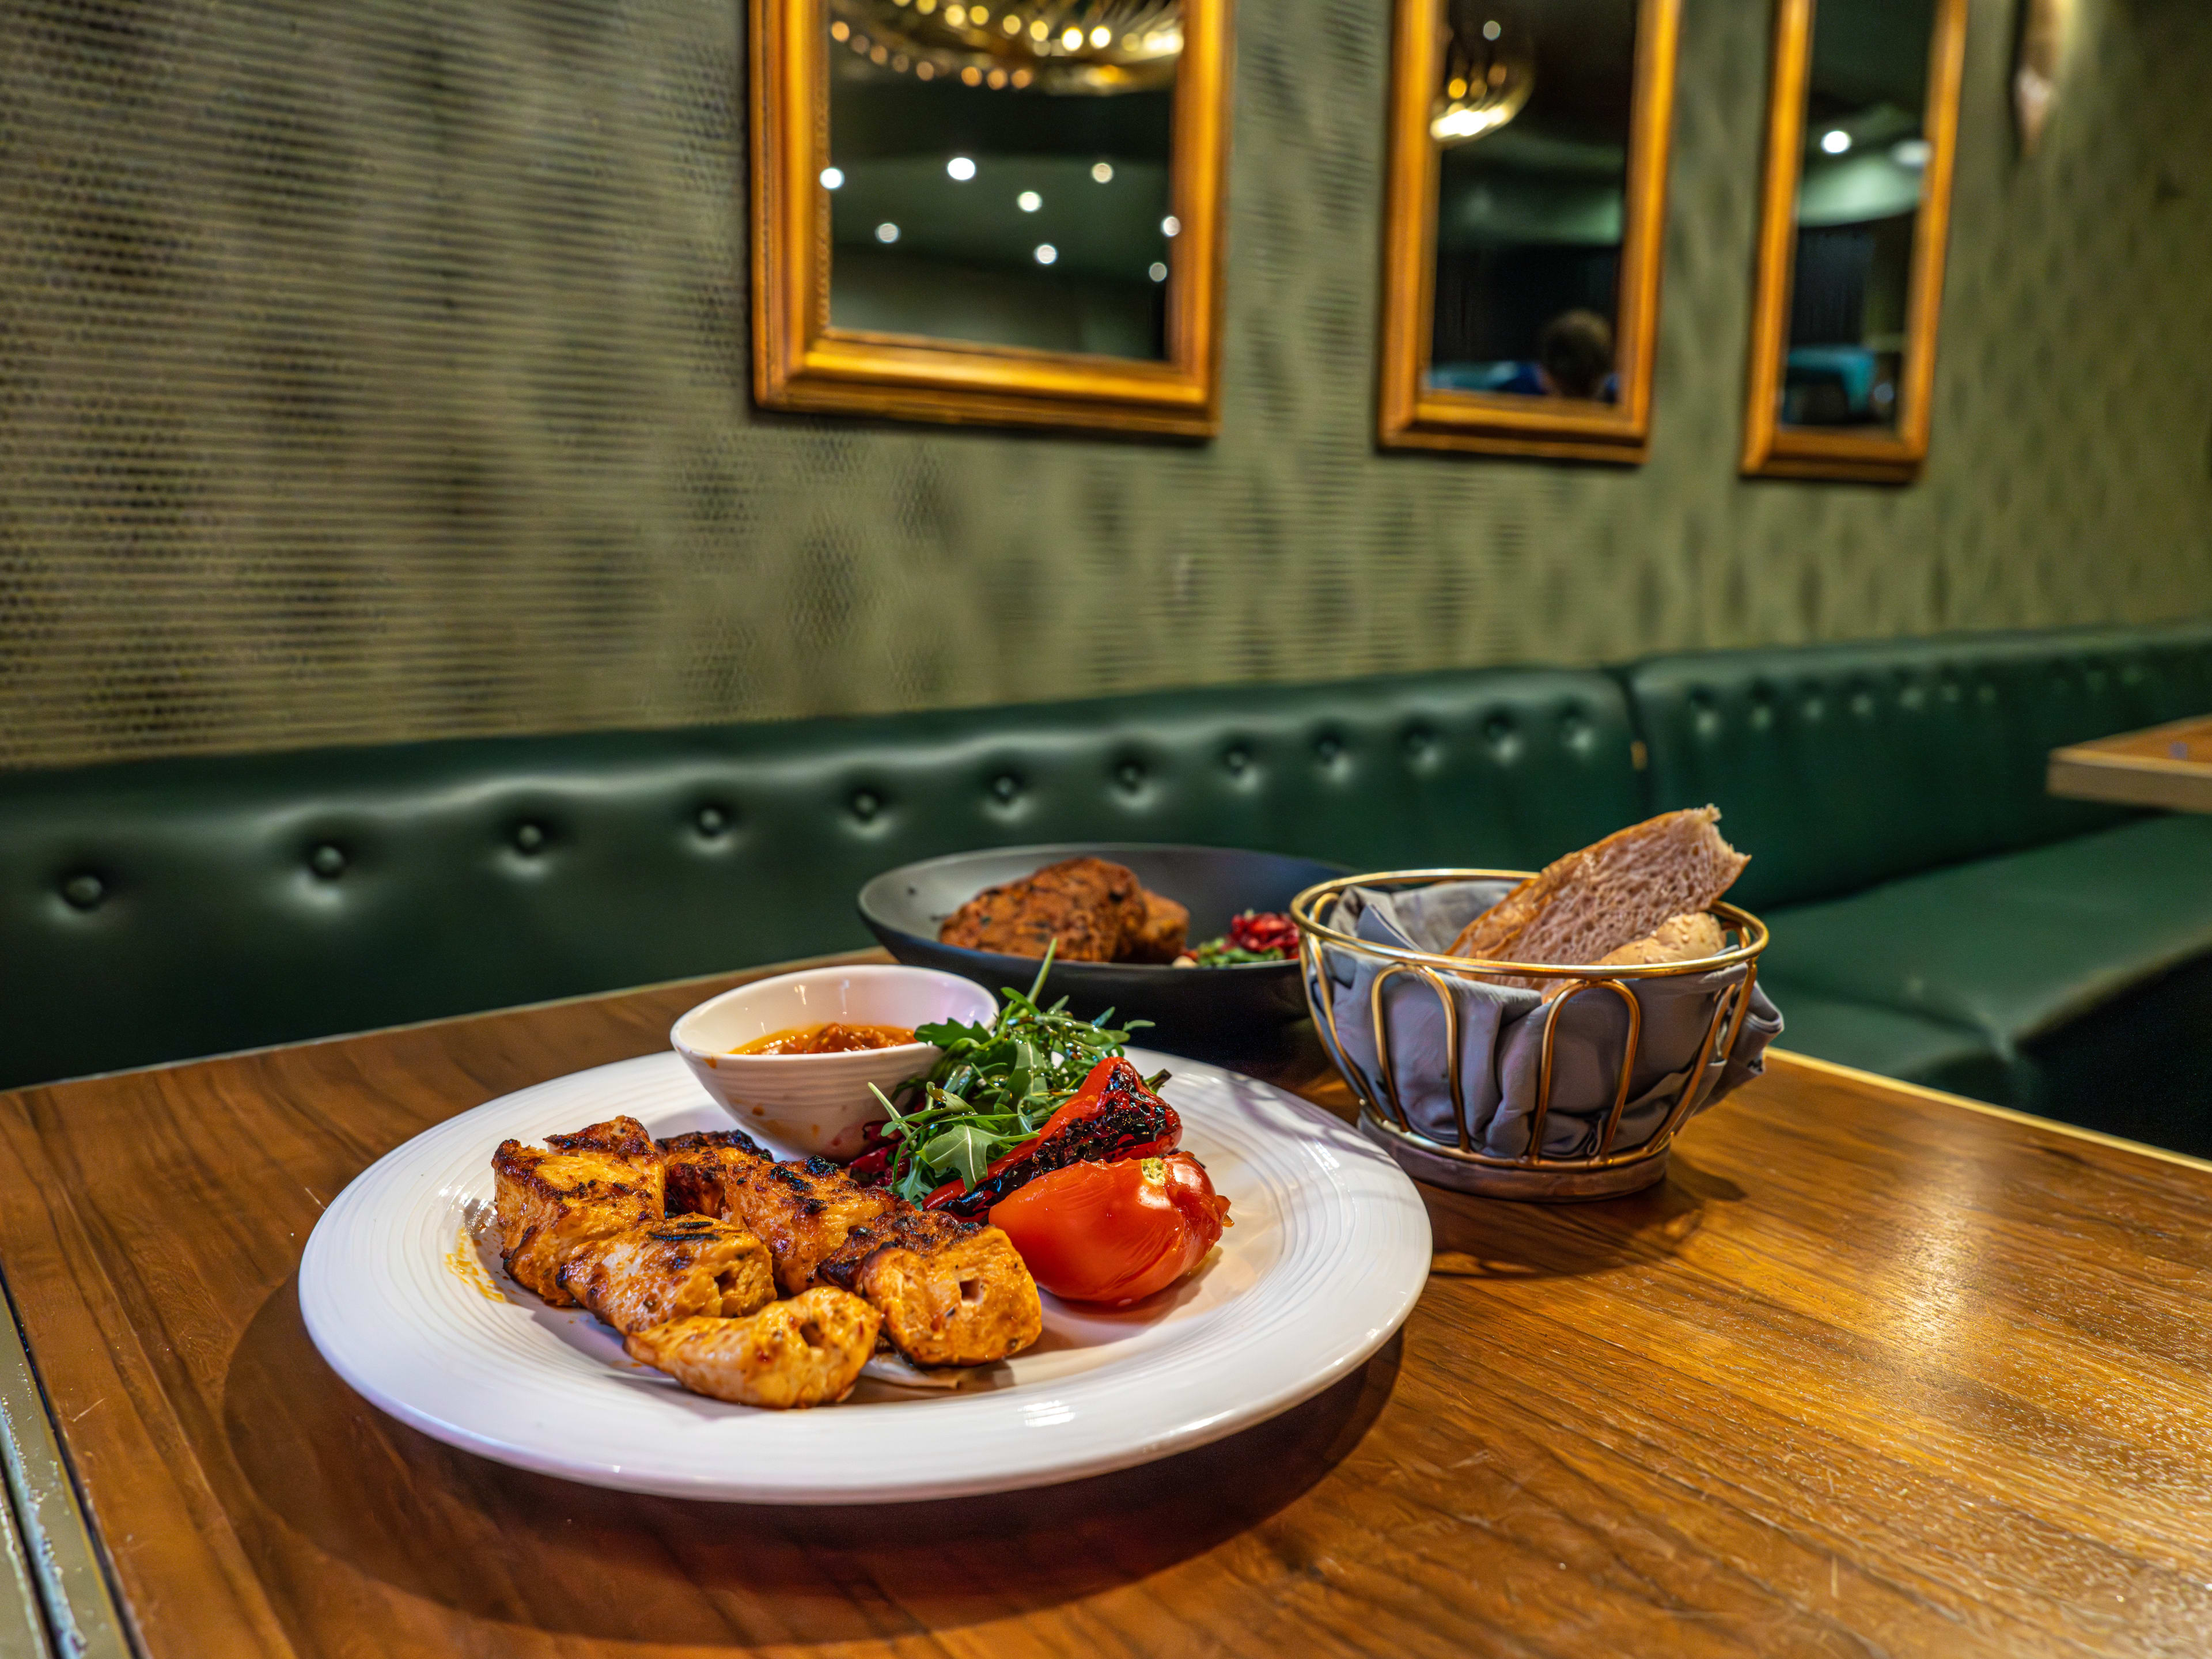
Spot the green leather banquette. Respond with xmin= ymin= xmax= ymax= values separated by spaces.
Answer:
xmin=4 ymin=622 xmax=2210 ymax=1154
xmin=1630 ymin=622 xmax=2212 ymax=1150
xmin=0 ymin=668 xmax=1641 ymax=1092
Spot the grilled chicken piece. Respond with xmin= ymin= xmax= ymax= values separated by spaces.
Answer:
xmin=492 ymin=1115 xmax=666 ymax=1305
xmin=554 ymin=1215 xmax=775 ymax=1335
xmin=1124 ymin=888 xmax=1191 ymax=964
xmin=661 ymin=1131 xmax=1043 ymax=1368
xmin=625 ymin=1287 xmax=880 ymax=1409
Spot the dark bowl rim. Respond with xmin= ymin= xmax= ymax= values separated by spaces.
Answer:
xmin=857 ymin=842 xmax=1351 ymax=980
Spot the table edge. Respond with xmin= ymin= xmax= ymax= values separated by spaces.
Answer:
xmin=0 ymin=1269 xmax=130 ymax=1659
xmin=1766 ymin=1048 xmax=2212 ymax=1176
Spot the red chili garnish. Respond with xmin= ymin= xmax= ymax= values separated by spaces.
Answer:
xmin=847 ymin=1116 xmax=902 ymax=1185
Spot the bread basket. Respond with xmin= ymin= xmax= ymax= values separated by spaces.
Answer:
xmin=1290 ymin=870 xmax=1777 ymax=1200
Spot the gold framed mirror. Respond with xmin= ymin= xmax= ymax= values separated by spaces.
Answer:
xmin=1740 ymin=0 xmax=1968 ymax=482
xmin=1376 ymin=0 xmax=1683 ymax=464
xmin=751 ymin=0 xmax=1230 ymax=436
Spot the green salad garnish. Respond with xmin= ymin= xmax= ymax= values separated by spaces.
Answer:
xmin=867 ymin=947 xmax=1164 ymax=1204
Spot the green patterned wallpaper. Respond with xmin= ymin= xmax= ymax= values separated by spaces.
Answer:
xmin=0 ymin=0 xmax=2207 ymax=770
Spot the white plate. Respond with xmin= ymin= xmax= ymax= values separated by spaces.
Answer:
xmin=300 ymin=1047 xmax=1431 ymax=1504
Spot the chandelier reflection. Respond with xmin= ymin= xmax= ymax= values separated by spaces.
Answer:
xmin=1430 ymin=0 xmax=1533 ymax=145
xmin=828 ymin=0 xmax=1182 ymax=93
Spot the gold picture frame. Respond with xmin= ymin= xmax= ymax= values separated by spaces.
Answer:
xmin=1740 ymin=0 xmax=1968 ymax=483
xmin=749 ymin=0 xmax=1233 ymax=437
xmin=1375 ymin=0 xmax=1683 ymax=464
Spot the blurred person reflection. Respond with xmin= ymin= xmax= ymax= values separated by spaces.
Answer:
xmin=1537 ymin=308 xmax=1615 ymax=400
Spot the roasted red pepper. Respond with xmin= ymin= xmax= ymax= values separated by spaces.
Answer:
xmin=923 ymin=1055 xmax=1180 ymax=1220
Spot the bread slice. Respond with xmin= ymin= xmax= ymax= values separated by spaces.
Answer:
xmin=1537 ymin=911 xmax=1726 ymax=1001
xmin=1449 ymin=808 xmax=1748 ymax=968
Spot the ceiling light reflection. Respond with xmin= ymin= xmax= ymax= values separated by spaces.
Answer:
xmin=1033 ymin=243 xmax=1058 ymax=264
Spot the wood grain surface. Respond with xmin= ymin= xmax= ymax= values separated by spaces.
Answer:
xmin=2050 ymin=715 xmax=2212 ymax=813
xmin=4 ymin=953 xmax=2212 ymax=1658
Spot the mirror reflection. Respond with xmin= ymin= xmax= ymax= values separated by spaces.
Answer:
xmin=823 ymin=0 xmax=1181 ymax=359
xmin=1426 ymin=0 xmax=1637 ymax=404
xmin=1778 ymin=0 xmax=1933 ymax=431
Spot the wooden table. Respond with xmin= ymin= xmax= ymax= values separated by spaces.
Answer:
xmin=2049 ymin=714 xmax=2212 ymax=813
xmin=5 ymin=953 xmax=2212 ymax=1658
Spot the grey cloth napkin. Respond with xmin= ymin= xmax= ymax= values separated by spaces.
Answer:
xmin=1305 ymin=879 xmax=1781 ymax=1160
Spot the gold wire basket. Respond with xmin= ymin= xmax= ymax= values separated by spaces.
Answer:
xmin=1290 ymin=870 xmax=1771 ymax=1201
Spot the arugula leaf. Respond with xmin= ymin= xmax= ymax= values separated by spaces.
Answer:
xmin=917 ymin=1122 xmax=1007 ymax=1188
xmin=867 ymin=941 xmax=1149 ymax=1201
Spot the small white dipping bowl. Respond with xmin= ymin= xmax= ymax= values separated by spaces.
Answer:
xmin=671 ymin=965 xmax=997 ymax=1160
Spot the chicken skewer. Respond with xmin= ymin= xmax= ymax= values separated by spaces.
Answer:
xmin=661 ymin=1129 xmax=1043 ymax=1369
xmin=491 ymin=1116 xmax=879 ymax=1408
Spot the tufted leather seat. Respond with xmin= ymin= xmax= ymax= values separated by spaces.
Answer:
xmin=9 ymin=623 xmax=2212 ymax=1154
xmin=1629 ymin=621 xmax=2212 ymax=1152
xmin=1625 ymin=624 xmax=2212 ymax=912
xmin=0 ymin=667 xmax=1642 ymax=1091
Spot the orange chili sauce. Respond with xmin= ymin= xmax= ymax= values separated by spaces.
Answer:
xmin=732 ymin=1022 xmax=916 ymax=1056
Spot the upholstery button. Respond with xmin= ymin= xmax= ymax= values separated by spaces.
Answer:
xmin=851 ymin=790 xmax=881 ymax=821
xmin=1557 ymin=711 xmax=1588 ymax=743
xmin=1116 ymin=762 xmax=1145 ymax=793
xmin=1850 ymin=691 xmax=1876 ymax=719
xmin=991 ymin=774 xmax=1021 ymax=804
xmin=514 ymin=822 xmax=547 ymax=853
xmin=1315 ymin=736 xmax=1342 ymax=764
xmin=61 ymin=872 xmax=104 ymax=911
xmin=1223 ymin=746 xmax=1249 ymax=776
xmin=1801 ymin=696 xmax=1825 ymax=722
xmin=696 ymin=805 xmax=729 ymax=835
xmin=309 ymin=843 xmax=347 ymax=878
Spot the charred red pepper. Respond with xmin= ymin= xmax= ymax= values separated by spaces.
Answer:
xmin=923 ymin=1056 xmax=1180 ymax=1220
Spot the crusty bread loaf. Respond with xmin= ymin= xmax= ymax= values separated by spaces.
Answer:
xmin=1449 ymin=808 xmax=1748 ymax=968
xmin=1537 ymin=911 xmax=1726 ymax=1001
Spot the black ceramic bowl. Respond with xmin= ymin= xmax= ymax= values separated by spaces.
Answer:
xmin=857 ymin=843 xmax=1347 ymax=1067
